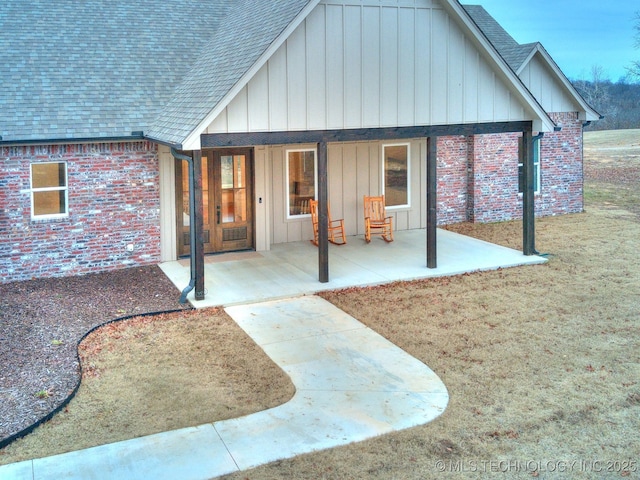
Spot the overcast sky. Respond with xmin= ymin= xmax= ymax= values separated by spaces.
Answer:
xmin=474 ymin=1 xmax=639 ymax=82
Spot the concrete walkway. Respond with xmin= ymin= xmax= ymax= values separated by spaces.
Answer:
xmin=0 ymin=296 xmax=449 ymax=480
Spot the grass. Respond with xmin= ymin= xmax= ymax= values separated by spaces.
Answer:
xmin=1 ymin=129 xmax=639 ymax=478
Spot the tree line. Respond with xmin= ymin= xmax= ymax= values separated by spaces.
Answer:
xmin=572 ymin=74 xmax=640 ymax=131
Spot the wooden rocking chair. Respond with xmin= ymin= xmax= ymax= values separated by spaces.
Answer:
xmin=309 ymin=199 xmax=347 ymax=246
xmin=364 ymin=195 xmax=393 ymax=243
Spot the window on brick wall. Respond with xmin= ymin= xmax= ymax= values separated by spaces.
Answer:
xmin=383 ymin=143 xmax=410 ymax=208
xmin=518 ymin=137 xmax=540 ymax=194
xmin=30 ymin=162 xmax=68 ymax=219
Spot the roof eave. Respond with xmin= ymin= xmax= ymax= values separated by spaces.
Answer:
xmin=0 ymin=132 xmax=147 ymax=147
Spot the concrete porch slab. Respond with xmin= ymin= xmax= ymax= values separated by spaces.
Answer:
xmin=160 ymin=228 xmax=546 ymax=308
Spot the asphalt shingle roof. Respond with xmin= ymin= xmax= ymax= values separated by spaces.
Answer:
xmin=1 ymin=1 xmax=538 ymax=146
xmin=0 ymin=0 xmax=312 ymax=145
xmin=463 ymin=5 xmax=538 ymax=73
xmin=0 ymin=0 xmax=233 ymax=143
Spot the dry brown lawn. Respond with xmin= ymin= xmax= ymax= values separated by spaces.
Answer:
xmin=1 ymin=129 xmax=639 ymax=479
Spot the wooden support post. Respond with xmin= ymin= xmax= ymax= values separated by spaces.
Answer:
xmin=317 ymin=140 xmax=329 ymax=283
xmin=192 ymin=150 xmax=205 ymax=300
xmin=521 ymin=129 xmax=536 ymax=255
xmin=427 ymin=136 xmax=438 ymax=268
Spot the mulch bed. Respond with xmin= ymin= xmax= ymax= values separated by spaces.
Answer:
xmin=0 ymin=266 xmax=189 ymax=447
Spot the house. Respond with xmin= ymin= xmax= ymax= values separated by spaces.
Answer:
xmin=0 ymin=0 xmax=600 ymax=292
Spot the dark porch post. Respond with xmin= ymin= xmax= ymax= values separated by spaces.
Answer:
xmin=521 ymin=129 xmax=536 ymax=255
xmin=317 ymin=140 xmax=329 ymax=283
xmin=192 ymin=150 xmax=206 ymax=300
xmin=427 ymin=136 xmax=438 ymax=268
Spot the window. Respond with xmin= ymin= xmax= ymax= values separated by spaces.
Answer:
xmin=518 ymin=137 xmax=541 ymax=194
xmin=383 ymin=144 xmax=410 ymax=208
xmin=30 ymin=162 xmax=68 ymax=219
xmin=286 ymin=149 xmax=316 ymax=218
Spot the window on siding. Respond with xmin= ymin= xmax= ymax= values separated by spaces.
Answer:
xmin=383 ymin=144 xmax=410 ymax=208
xmin=30 ymin=162 xmax=68 ymax=219
xmin=286 ymin=149 xmax=316 ymax=218
xmin=518 ymin=137 xmax=541 ymax=194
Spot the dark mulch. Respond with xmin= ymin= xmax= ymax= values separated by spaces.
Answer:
xmin=0 ymin=266 xmax=189 ymax=447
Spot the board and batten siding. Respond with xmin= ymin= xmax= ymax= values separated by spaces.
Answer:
xmin=205 ymin=0 xmax=529 ymax=135
xmin=266 ymin=139 xmax=427 ymax=245
xmin=518 ymin=54 xmax=580 ymax=115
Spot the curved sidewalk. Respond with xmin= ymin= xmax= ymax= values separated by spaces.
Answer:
xmin=1 ymin=296 xmax=448 ymax=480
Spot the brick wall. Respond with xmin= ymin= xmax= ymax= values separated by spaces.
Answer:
xmin=467 ymin=131 xmax=522 ymax=223
xmin=436 ymin=136 xmax=469 ymax=224
xmin=0 ymin=141 xmax=161 ymax=283
xmin=459 ymin=112 xmax=584 ymax=224
xmin=537 ymin=112 xmax=584 ymax=216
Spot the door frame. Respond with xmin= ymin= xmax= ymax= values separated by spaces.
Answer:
xmin=209 ymin=148 xmax=255 ymax=253
xmin=175 ymin=147 xmax=255 ymax=257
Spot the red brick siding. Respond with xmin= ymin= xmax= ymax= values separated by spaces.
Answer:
xmin=436 ymin=136 xmax=469 ymax=224
xmin=467 ymin=132 xmax=522 ymax=223
xmin=537 ymin=112 xmax=584 ymax=216
xmin=436 ymin=113 xmax=584 ymax=224
xmin=0 ymin=142 xmax=161 ymax=283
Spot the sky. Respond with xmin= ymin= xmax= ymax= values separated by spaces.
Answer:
xmin=475 ymin=0 xmax=639 ymax=82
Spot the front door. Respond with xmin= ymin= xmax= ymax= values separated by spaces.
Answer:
xmin=176 ymin=148 xmax=254 ymax=256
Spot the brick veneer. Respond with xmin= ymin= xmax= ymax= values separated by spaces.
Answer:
xmin=1 ymin=141 xmax=161 ymax=283
xmin=437 ymin=112 xmax=584 ymax=224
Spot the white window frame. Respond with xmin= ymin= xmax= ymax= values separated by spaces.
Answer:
xmin=285 ymin=148 xmax=317 ymax=220
xmin=382 ymin=143 xmax=411 ymax=209
xmin=30 ymin=161 xmax=69 ymax=220
xmin=518 ymin=137 xmax=541 ymax=195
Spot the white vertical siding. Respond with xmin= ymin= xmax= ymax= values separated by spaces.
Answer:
xmin=362 ymin=6 xmax=381 ymax=127
xmin=415 ymin=7 xmax=431 ymax=124
xmin=227 ymin=87 xmax=248 ymax=132
xmin=344 ymin=5 xmax=362 ymax=127
xmin=287 ymin=24 xmax=307 ymax=128
xmin=380 ymin=7 xmax=399 ymax=125
xmin=254 ymin=146 xmax=270 ymax=251
xmin=306 ymin=6 xmax=327 ymax=129
xmin=326 ymin=4 xmax=345 ymax=127
xmin=268 ymin=139 xmax=427 ymax=244
xmin=519 ymin=54 xmax=579 ymax=114
xmin=248 ymin=67 xmax=270 ymax=130
xmin=158 ymin=145 xmax=177 ymax=262
xmin=205 ymin=0 xmax=531 ymax=134
xmin=268 ymin=47 xmax=288 ymax=130
xmin=398 ymin=7 xmax=416 ymax=125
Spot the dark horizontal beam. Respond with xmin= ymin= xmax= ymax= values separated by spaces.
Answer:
xmin=201 ymin=121 xmax=533 ymax=148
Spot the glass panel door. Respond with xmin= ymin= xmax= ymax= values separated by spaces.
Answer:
xmin=213 ymin=149 xmax=253 ymax=252
xmin=177 ymin=156 xmax=214 ymax=256
xmin=176 ymin=149 xmax=253 ymax=256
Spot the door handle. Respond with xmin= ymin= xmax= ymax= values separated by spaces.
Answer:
xmin=216 ymin=205 xmax=221 ymax=224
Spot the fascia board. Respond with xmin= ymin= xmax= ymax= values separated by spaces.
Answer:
xmin=442 ymin=0 xmax=556 ymax=132
xmin=182 ymin=0 xmax=321 ymax=151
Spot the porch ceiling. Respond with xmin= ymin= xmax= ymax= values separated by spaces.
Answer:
xmin=159 ymin=229 xmax=546 ymax=309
